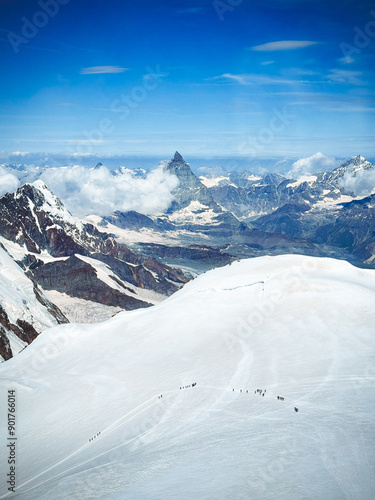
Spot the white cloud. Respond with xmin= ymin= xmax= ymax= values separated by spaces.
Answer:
xmin=325 ymin=69 xmax=365 ymax=85
xmin=340 ymin=169 xmax=375 ymax=197
xmin=251 ymin=40 xmax=319 ymax=51
xmin=80 ymin=66 xmax=128 ymax=75
xmin=215 ymin=73 xmax=301 ymax=86
xmin=288 ymin=152 xmax=339 ymax=178
xmin=10 ymin=151 xmax=30 ymax=157
xmin=338 ymin=56 xmax=355 ymax=65
xmin=0 ymin=162 xmax=179 ymax=217
xmin=220 ymin=73 xmax=250 ymax=85
xmin=39 ymin=164 xmax=179 ymax=217
xmin=0 ymin=167 xmax=21 ymax=197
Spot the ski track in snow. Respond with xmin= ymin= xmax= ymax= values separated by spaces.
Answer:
xmin=197 ymin=280 xmax=265 ymax=293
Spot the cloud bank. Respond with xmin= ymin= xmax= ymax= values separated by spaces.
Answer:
xmin=340 ymin=169 xmax=375 ymax=197
xmin=0 ymin=167 xmax=21 ymax=197
xmin=288 ymin=152 xmax=339 ymax=178
xmin=0 ymin=163 xmax=179 ymax=217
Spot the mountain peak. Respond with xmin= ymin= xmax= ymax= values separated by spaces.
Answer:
xmin=343 ymin=155 xmax=368 ymax=168
xmin=173 ymin=151 xmax=184 ymax=162
xmin=348 ymin=155 xmax=366 ymax=165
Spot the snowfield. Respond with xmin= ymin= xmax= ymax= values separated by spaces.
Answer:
xmin=0 ymin=255 xmax=375 ymax=499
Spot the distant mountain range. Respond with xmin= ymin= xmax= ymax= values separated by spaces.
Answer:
xmin=95 ymin=152 xmax=375 ymax=270
xmin=1 ymin=152 xmax=374 ymax=360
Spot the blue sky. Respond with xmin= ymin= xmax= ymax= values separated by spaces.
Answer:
xmin=1 ymin=0 xmax=374 ymax=159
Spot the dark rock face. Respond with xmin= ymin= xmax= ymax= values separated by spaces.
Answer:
xmin=252 ymin=203 xmax=312 ymax=239
xmin=104 ymin=211 xmax=174 ymax=231
xmin=29 ymin=251 xmax=188 ymax=311
xmin=30 ymin=256 xmax=152 ymax=310
xmin=0 ymin=304 xmax=40 ymax=360
xmin=137 ymin=243 xmax=236 ymax=273
xmin=32 ymin=284 xmax=70 ymax=324
xmin=0 ymin=326 xmax=12 ymax=361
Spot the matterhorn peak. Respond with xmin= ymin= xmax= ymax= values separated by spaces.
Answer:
xmin=173 ymin=151 xmax=184 ymax=162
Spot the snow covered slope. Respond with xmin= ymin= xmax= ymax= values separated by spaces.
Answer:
xmin=0 ymin=246 xmax=67 ymax=361
xmin=0 ymin=255 xmax=374 ymax=499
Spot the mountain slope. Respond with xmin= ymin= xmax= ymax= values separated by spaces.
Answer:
xmin=0 ymin=245 xmax=67 ymax=361
xmin=0 ymin=181 xmax=189 ymax=321
xmin=0 ymin=255 xmax=374 ymax=499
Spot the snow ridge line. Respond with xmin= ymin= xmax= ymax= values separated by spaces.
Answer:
xmin=197 ymin=281 xmax=265 ymax=293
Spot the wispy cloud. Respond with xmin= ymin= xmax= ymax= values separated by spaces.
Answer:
xmin=80 ymin=66 xmax=128 ymax=75
xmin=212 ymin=73 xmax=314 ymax=86
xmin=219 ymin=73 xmax=250 ymax=85
xmin=338 ymin=56 xmax=355 ymax=65
xmin=250 ymin=40 xmax=320 ymax=51
xmin=325 ymin=69 xmax=366 ymax=85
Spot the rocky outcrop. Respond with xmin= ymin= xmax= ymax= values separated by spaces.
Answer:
xmin=30 ymin=256 xmax=152 ymax=310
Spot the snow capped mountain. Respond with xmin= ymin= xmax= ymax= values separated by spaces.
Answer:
xmin=0 ymin=181 xmax=188 ymax=328
xmin=0 ymin=245 xmax=67 ymax=361
xmin=0 ymin=181 xmax=97 ymax=257
xmin=206 ymin=155 xmax=375 ymax=222
xmin=250 ymin=156 xmax=375 ymax=266
xmin=0 ymin=255 xmax=374 ymax=498
xmin=164 ymin=151 xmax=217 ymax=210
xmin=317 ymin=154 xmax=375 ymax=185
